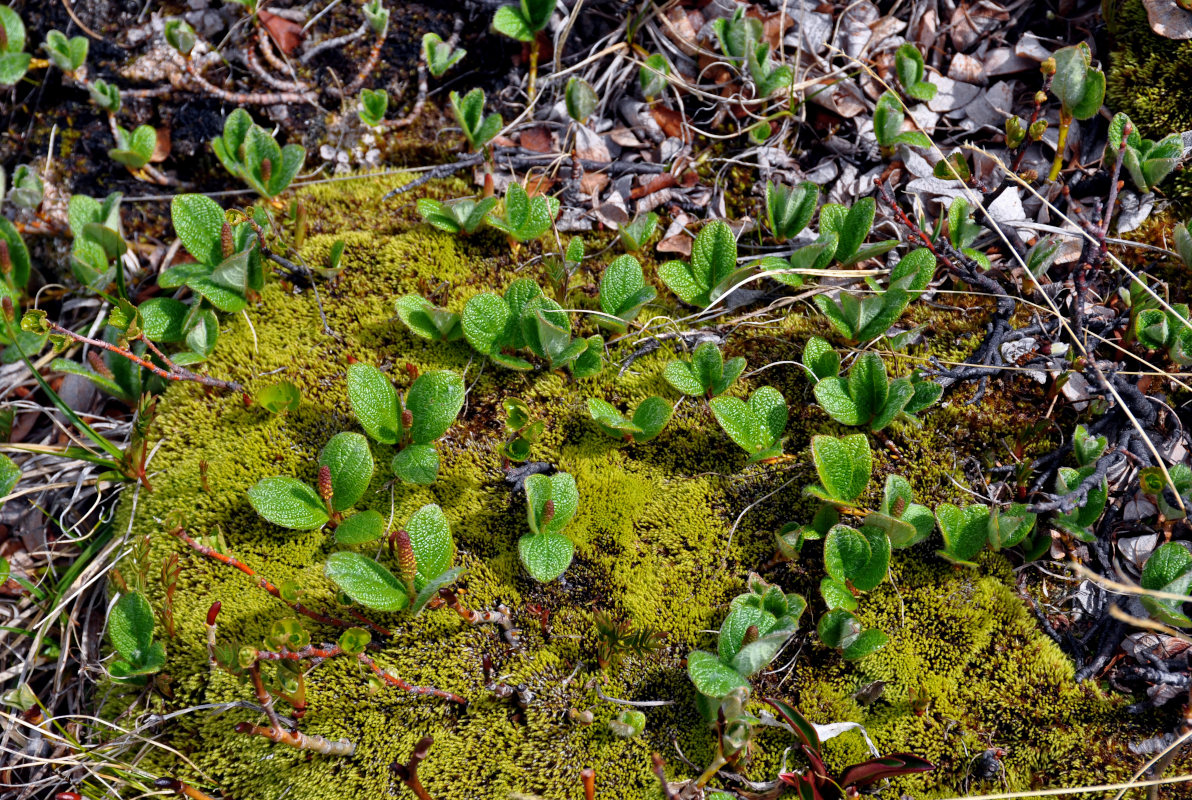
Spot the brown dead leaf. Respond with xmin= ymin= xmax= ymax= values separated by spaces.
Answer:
xmin=150 ymin=126 xmax=171 ymax=163
xmin=661 ymin=6 xmax=702 ymax=55
xmin=520 ymin=126 xmax=554 ymax=153
xmin=523 ymin=174 xmax=554 ymax=196
xmin=580 ymin=172 xmax=609 ymax=195
xmin=657 ymin=233 xmax=693 ymax=257
xmin=630 ymin=173 xmax=677 ymax=200
xmin=948 ymin=53 xmax=986 ymax=85
xmin=259 ymin=10 xmax=305 ymax=56
xmin=650 ymin=107 xmax=689 ymax=142
xmin=1142 ymin=0 xmax=1192 ymax=39
xmin=949 ymin=1 xmax=1009 ymax=51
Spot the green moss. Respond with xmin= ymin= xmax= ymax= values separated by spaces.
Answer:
xmin=109 ymin=173 xmax=1172 ymax=799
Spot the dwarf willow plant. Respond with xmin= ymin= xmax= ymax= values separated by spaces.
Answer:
xmin=638 ymin=53 xmax=671 ymax=98
xmin=664 ymin=341 xmax=745 ymax=399
xmin=659 ymin=220 xmax=742 ymax=308
xmin=347 ymin=363 xmax=465 ymax=485
xmin=1047 ymin=43 xmax=1105 ymax=181
xmin=248 ymin=432 xmax=375 ymax=530
xmin=416 ymin=196 xmax=497 ymax=236
xmin=806 ymin=340 xmax=942 ymax=431
xmin=358 ymin=88 xmax=389 ymax=127
xmin=44 ymin=29 xmax=88 ymax=73
xmin=107 ymin=591 xmax=166 ymax=679
xmin=618 ymin=212 xmax=658 ymax=252
xmin=421 ymin=32 xmax=465 ymax=77
xmin=765 ymin=181 xmax=818 ymax=243
xmin=894 ymin=43 xmax=937 ymax=102
xmin=395 ymin=295 xmax=463 ymax=342
xmin=108 ymin=125 xmax=159 ymax=173
xmin=488 ymin=183 xmax=559 ymax=246
xmin=1141 ymin=543 xmax=1192 ymax=627
xmin=1134 ymin=302 xmax=1192 ymax=365
xmin=587 ymin=397 xmax=672 ymax=442
xmin=519 ymin=472 xmax=579 ymax=582
xmin=1050 ymin=425 xmax=1108 ymax=542
xmin=212 ymin=109 xmax=306 ymax=199
xmin=814 ymin=248 xmax=936 ymax=343
xmin=450 ymin=88 xmax=502 ymax=152
xmin=873 ymin=91 xmax=932 ymax=155
xmin=944 ymin=198 xmax=992 ymax=269
xmin=687 ymin=574 xmax=806 ymax=714
xmin=711 ymin=386 xmax=787 ymax=463
xmin=325 ymin=503 xmax=461 ymax=615
xmin=7 ymin=163 xmax=42 ymax=210
xmin=67 ymin=191 xmax=123 ymax=290
xmin=501 ymin=398 xmax=544 ymax=461
xmin=598 ymin=254 xmax=656 ymax=332
xmin=1105 ymin=113 xmax=1183 ymax=193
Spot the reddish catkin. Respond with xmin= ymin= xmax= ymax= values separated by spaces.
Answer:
xmin=401 ymin=408 xmax=413 ymax=429
xmin=317 ymin=465 xmax=334 ymax=503
xmin=87 ymin=350 xmax=114 ymax=379
xmin=206 ymin=601 xmax=222 ymax=626
xmin=741 ymin=625 xmax=759 ymax=647
xmin=220 ymin=221 xmax=234 ymax=259
xmin=891 ymin=496 xmax=906 ymax=517
xmin=260 ymin=157 xmax=272 ymax=185
xmin=393 ymin=530 xmax=417 ymax=583
xmin=541 ymin=499 xmax=556 ymax=526
xmin=0 ymin=240 xmax=10 ymax=275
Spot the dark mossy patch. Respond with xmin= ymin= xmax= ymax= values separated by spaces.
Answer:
xmin=110 ymin=173 xmax=1176 ymax=799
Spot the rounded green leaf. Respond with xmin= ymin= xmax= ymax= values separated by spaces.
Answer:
xmin=692 ymin=220 xmax=737 ymax=290
xmin=335 ymin=509 xmax=387 ymax=545
xmin=392 ymin=444 xmax=439 ymax=485
xmin=814 ymin=378 xmax=863 ymax=426
xmin=324 ymin=551 xmax=409 ymax=612
xmin=347 ymin=363 xmax=401 ymax=444
xmin=406 ymin=503 xmax=454 ymax=586
xmin=524 ymin=471 xmax=579 ymax=536
xmin=0 ymin=217 xmax=31 ymax=289
xmin=406 ymin=370 xmax=465 ymax=445
xmin=817 ymin=608 xmax=861 ymax=649
xmin=462 ymin=292 xmax=511 ymax=355
xmin=600 ymin=255 xmax=646 ymax=316
xmin=934 ymin=503 xmax=989 ymax=564
xmin=171 ymin=194 xmax=225 ymax=267
xmin=632 ymin=397 xmax=672 ymax=442
xmin=518 ymin=531 xmax=574 ymax=582
xmin=687 ymin=649 xmax=749 ymax=698
xmin=247 ymin=476 xmax=329 ymax=530
xmin=842 ymin=628 xmax=889 ymax=660
xmin=848 ymin=352 xmax=888 ymax=422
xmin=820 ymin=577 xmax=858 ymax=611
xmin=318 ymin=432 xmax=374 ymax=512
xmin=659 ymin=259 xmax=709 ymax=307
xmin=257 ymin=380 xmax=300 ymax=414
xmin=718 ymin=603 xmax=775 ymax=663
xmin=851 ymin=525 xmax=890 ymax=592
xmin=710 ymin=396 xmax=756 ymax=453
xmin=108 ymin=591 xmax=155 ymax=663
xmin=824 ymin=524 xmax=871 ymax=583
xmin=663 ymin=359 xmax=706 ymax=396
xmin=137 ymin=298 xmax=189 ymax=342
xmin=810 ymin=434 xmax=871 ymax=504
xmin=749 ymin=386 xmax=787 ymax=447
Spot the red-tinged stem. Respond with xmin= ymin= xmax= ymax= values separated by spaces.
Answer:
xmin=171 ymin=527 xmax=390 ymax=636
xmin=254 ymin=644 xmax=467 ymax=705
xmin=391 ymin=737 xmax=437 ymax=800
xmin=651 ymin=754 xmax=680 ymax=800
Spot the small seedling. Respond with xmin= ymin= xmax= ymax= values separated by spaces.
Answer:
xmin=746 ymin=39 xmax=792 ymax=97
xmin=639 ymin=53 xmax=671 ymax=98
xmin=416 ymin=196 xmax=498 ymax=235
xmin=814 ymin=248 xmax=936 ymax=342
xmin=934 ymin=503 xmax=991 ymax=565
xmin=256 ymin=381 xmax=301 ymax=414
xmin=565 ymin=77 xmax=598 ymax=124
xmin=108 ymin=125 xmax=159 ymax=172
xmin=67 ymin=191 xmax=123 ymax=290
xmin=598 ymin=254 xmax=656 ymax=331
xmin=248 ymin=432 xmax=374 ymax=529
xmin=819 ymin=198 xmax=898 ymax=267
xmin=346 ymin=363 xmax=465 ymax=484
xmin=608 ymin=710 xmax=646 ymax=738
xmin=618 ymin=212 xmax=658 ymax=252
xmin=1133 ymin=302 xmax=1192 ymax=366
xmin=945 ymin=198 xmax=992 ymax=269
xmin=421 ymin=32 xmax=465 ymax=78
xmin=89 ymin=79 xmax=121 ymax=113
xmin=1141 ymin=543 xmax=1192 ymax=627
xmin=873 ymin=91 xmax=932 ymax=155
xmin=805 ymin=434 xmax=872 ymax=508
xmin=164 ymin=193 xmax=264 ymax=318
xmin=658 ymin=220 xmax=742 ymax=308
xmin=395 ymin=294 xmax=463 ymax=342
xmin=212 ymin=108 xmax=306 ymax=199
xmin=817 ymin=608 xmax=888 ymax=660
xmin=487 ymin=183 xmax=559 ymax=246
xmin=593 ymin=610 xmax=666 ymax=670
xmin=894 ymin=43 xmax=937 ymax=102
xmin=711 ymin=7 xmax=761 ymax=61
xmin=501 ymin=398 xmax=544 ymax=461
xmin=811 ymin=348 xmax=942 ymax=432
xmin=6 ymin=164 xmax=42 ymax=211
xmin=710 ymin=386 xmax=787 ymax=463
xmin=450 ymin=88 xmax=502 ymax=152
xmin=1047 ymin=44 xmax=1105 ymax=181
xmin=358 ymin=88 xmax=388 ymax=127
xmin=765 ymin=181 xmax=818 ymax=243
xmin=1105 ymin=113 xmax=1183 ymax=193
xmin=107 ymin=591 xmax=166 ymax=679
xmin=43 ymin=29 xmax=88 ymax=73
xmin=863 ymin=475 xmax=935 ymax=549
xmin=519 ymin=472 xmax=579 ymax=582
xmin=663 ymin=341 xmax=745 ymax=399
xmin=587 ymin=396 xmax=672 ymax=443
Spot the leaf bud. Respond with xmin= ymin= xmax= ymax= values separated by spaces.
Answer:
xmin=401 ymin=408 xmax=413 ymax=430
xmin=1040 ymin=57 xmax=1056 ymax=77
xmin=541 ymin=499 xmax=555 ymax=526
xmin=206 ymin=601 xmax=221 ymax=626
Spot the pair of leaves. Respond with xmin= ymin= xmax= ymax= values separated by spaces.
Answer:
xmin=817 ymin=608 xmax=888 ymax=660
xmin=806 ymin=434 xmax=872 ymax=507
xmin=347 ymin=363 xmax=464 ymax=484
xmin=109 ymin=125 xmax=158 ymax=171
xmin=814 ymin=287 xmax=910 ymax=344
xmin=820 ymin=198 xmax=898 ymax=268
xmin=358 ymin=88 xmax=389 ymax=127
xmin=326 ymin=504 xmax=459 ymax=615
xmin=492 ymin=0 xmax=553 ymax=41
xmin=821 ymin=524 xmax=890 ymax=612
xmin=416 ymin=196 xmax=497 ymax=236
xmin=488 ymin=183 xmax=559 ymax=243
xmin=43 ymin=29 xmax=88 ymax=74
xmin=1050 ymin=43 xmax=1105 ymax=120
xmin=945 ymin=198 xmax=992 ymax=269
xmin=1133 ymin=303 xmax=1192 ymax=366
xmin=248 ymin=432 xmax=374 ymax=529
xmin=746 ymin=41 xmax=792 ymax=96
xmin=598 ymin=254 xmax=656 ymax=331
xmin=519 ymin=472 xmax=579 ymax=582
xmin=765 ymin=181 xmax=818 ymax=243
xmin=421 ymin=32 xmax=465 ymax=77
xmin=395 ymin=294 xmax=463 ymax=342
xmin=67 ymin=192 xmax=123 ymax=291
xmin=935 ymin=500 xmax=1037 ymax=563
xmin=1106 ymin=113 xmax=1183 ymax=193
xmin=664 ymin=341 xmax=746 ymax=399
xmin=812 ymin=350 xmax=942 ymax=432
xmin=450 ymin=88 xmax=502 ymax=152
xmin=108 ymin=591 xmax=166 ymax=678
xmin=211 ymin=108 xmax=306 ymax=198
xmin=711 ymin=386 xmax=787 ymax=463
xmin=618 ymin=212 xmax=658 ymax=252
xmin=873 ymin=91 xmax=932 ymax=150
xmin=1051 ymin=466 xmax=1108 ymax=542
xmin=587 ymin=397 xmax=672 ymax=442
xmin=658 ymin=220 xmax=740 ymax=308
xmin=894 ymin=43 xmax=937 ymax=102
xmin=166 ymin=194 xmax=263 ymax=315
xmin=1141 ymin=543 xmax=1192 ymax=627
xmin=0 ymin=6 xmax=30 ymax=87
xmin=502 ymin=397 xmax=544 ymax=461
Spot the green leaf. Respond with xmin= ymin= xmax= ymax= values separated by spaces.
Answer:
xmin=247 ymin=476 xmax=329 ymax=530
xmin=836 ymin=198 xmax=875 ymax=263
xmin=318 ymin=432 xmax=374 ymax=512
xmin=818 ymin=608 xmax=861 ymax=649
xmin=687 ymin=649 xmax=749 ymax=698
xmin=631 ymin=396 xmax=673 ymax=442
xmin=711 ymin=386 xmax=788 ymax=461
xmin=1073 ymin=424 xmax=1107 ymax=467
xmin=934 ymin=503 xmax=989 ymax=564
xmin=171 ymin=194 xmax=225 ymax=267
xmin=492 ymin=4 xmax=534 ymax=41
xmin=518 ymin=531 xmax=574 ymax=581
xmin=639 ymin=53 xmax=671 ymax=97
xmin=406 ymin=370 xmax=465 ymax=444
xmin=821 ymin=577 xmax=858 ymax=611
xmin=824 ymin=524 xmax=871 ymax=583
xmin=814 ymin=378 xmax=863 ymax=426
xmin=895 ymin=43 xmax=924 ymax=91
xmin=137 ymin=298 xmax=189 ymax=342
xmin=324 ymin=551 xmax=409 ymax=612
xmin=525 ymin=472 xmax=579 ymax=536
xmin=565 ymin=77 xmax=598 ymax=123
xmin=663 ymin=358 xmax=707 ymax=396
xmin=405 ymin=503 xmax=454 ymax=586
xmin=256 ymin=380 xmax=301 ymax=414
xmin=848 ymin=352 xmax=888 ymax=422
xmin=600 ymin=254 xmax=655 ymax=327
xmin=347 ymin=363 xmax=401 ymax=444
xmin=0 ymin=6 xmax=27 ymax=54
xmin=462 ymin=292 xmax=512 ymax=356
xmin=588 ymin=397 xmax=639 ymax=440
xmin=0 ymin=52 xmax=29 ymax=86
xmin=810 ymin=434 xmax=871 ymax=504
xmin=869 ymin=378 xmax=914 ymax=432
xmin=395 ymin=294 xmax=461 ymax=342
xmin=335 ymin=509 xmax=387 ymax=545
xmin=108 ymin=591 xmax=155 ymax=664
xmin=0 ymin=453 xmax=18 ymax=500
xmin=873 ymin=91 xmax=904 ymax=146
xmin=1141 ymin=542 xmax=1192 ymax=626
xmin=0 ymin=217 xmax=31 ymax=289
xmin=411 ymin=566 xmax=465 ymax=615
xmin=801 ymin=336 xmax=839 ymax=381
xmin=842 ymin=627 xmax=889 ymax=660
xmin=392 ymin=444 xmax=439 ymax=485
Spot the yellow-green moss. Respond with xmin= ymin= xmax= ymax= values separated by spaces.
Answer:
xmin=109 ymin=173 xmax=1172 ymax=799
